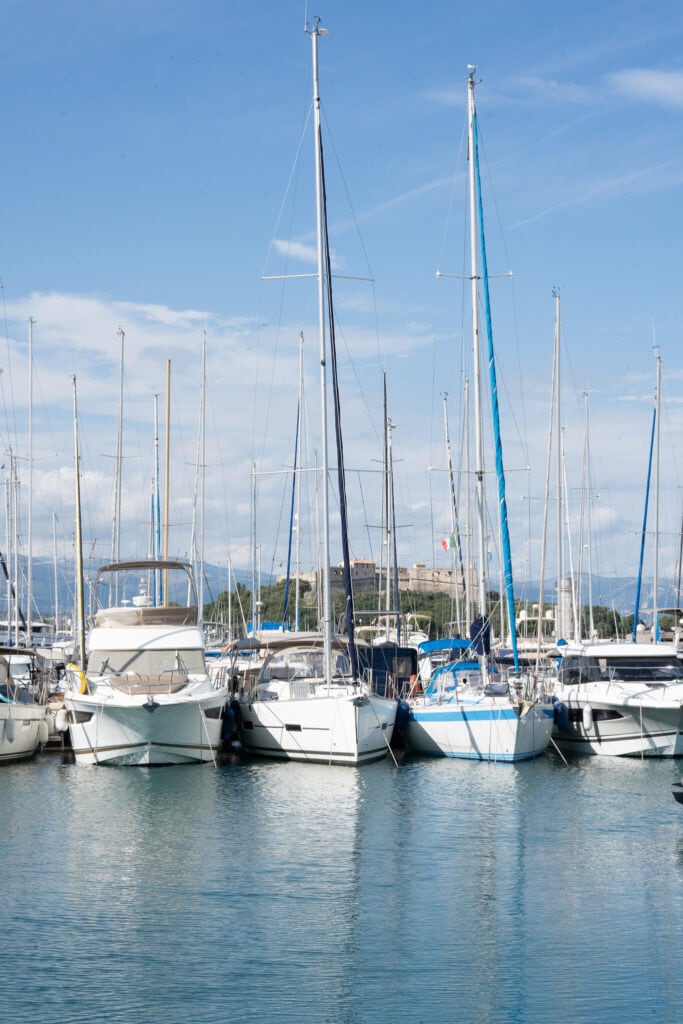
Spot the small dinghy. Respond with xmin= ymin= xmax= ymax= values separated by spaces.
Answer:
xmin=672 ymin=780 xmax=683 ymax=805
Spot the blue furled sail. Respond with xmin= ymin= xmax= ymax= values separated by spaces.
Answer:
xmin=632 ymin=401 xmax=656 ymax=643
xmin=471 ymin=95 xmax=519 ymax=673
xmin=281 ymin=400 xmax=300 ymax=629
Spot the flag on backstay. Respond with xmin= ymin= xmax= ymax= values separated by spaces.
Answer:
xmin=441 ymin=534 xmax=456 ymax=551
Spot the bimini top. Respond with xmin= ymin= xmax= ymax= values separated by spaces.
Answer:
xmin=92 ymin=560 xmax=199 ymax=626
xmin=232 ymin=631 xmax=366 ymax=654
xmin=418 ymin=638 xmax=472 ymax=655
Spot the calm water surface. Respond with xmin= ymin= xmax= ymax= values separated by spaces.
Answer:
xmin=1 ymin=749 xmax=682 ymax=1023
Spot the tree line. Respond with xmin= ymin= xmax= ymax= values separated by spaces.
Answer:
xmin=204 ymin=580 xmax=643 ymax=641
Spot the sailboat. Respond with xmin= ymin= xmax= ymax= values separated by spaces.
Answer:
xmin=0 ymin=645 xmax=50 ymax=763
xmin=237 ymin=20 xmax=397 ymax=766
xmin=404 ymin=68 xmax=554 ymax=762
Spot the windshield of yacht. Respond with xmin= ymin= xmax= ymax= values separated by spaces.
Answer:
xmin=560 ymin=654 xmax=683 ymax=684
xmin=260 ymin=647 xmax=351 ymax=682
xmin=603 ymin=657 xmax=683 ymax=682
xmin=87 ymin=649 xmax=206 ymax=675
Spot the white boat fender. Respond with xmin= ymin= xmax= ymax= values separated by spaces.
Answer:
xmin=582 ymin=705 xmax=593 ymax=731
xmin=55 ymin=708 xmax=69 ymax=733
xmin=66 ymin=663 xmax=88 ymax=695
xmin=5 ymin=715 xmax=15 ymax=743
xmin=38 ymin=719 xmax=49 ymax=746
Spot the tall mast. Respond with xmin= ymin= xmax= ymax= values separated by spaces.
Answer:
xmin=309 ymin=17 xmax=333 ymax=685
xmin=383 ymin=374 xmax=392 ymax=630
xmin=554 ymin=291 xmax=563 ymax=640
xmin=163 ymin=359 xmax=170 ymax=605
xmin=251 ymin=461 xmax=257 ymax=633
xmin=53 ymin=512 xmax=59 ymax=634
xmin=153 ymin=392 xmax=161 ymax=601
xmin=467 ymin=70 xmax=487 ymax=624
xmin=12 ymin=454 xmax=19 ymax=645
xmin=463 ymin=377 xmax=471 ymax=627
xmin=72 ymin=377 xmax=86 ymax=671
xmin=583 ymin=393 xmax=595 ymax=639
xmin=110 ymin=327 xmax=124 ymax=605
xmin=295 ymin=332 xmax=304 ymax=632
xmin=27 ymin=315 xmax=34 ymax=643
xmin=655 ymin=348 xmax=659 ymax=643
xmin=443 ymin=392 xmax=465 ymax=633
xmin=190 ymin=332 xmax=207 ymax=616
xmin=469 ymin=67 xmax=519 ymax=671
xmin=200 ymin=332 xmax=206 ymax=624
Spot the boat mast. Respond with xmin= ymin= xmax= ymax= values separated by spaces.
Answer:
xmin=282 ymin=332 xmax=303 ymax=630
xmin=189 ymin=331 xmax=207 ymax=617
xmin=110 ymin=327 xmax=124 ymax=604
xmin=651 ymin=348 xmax=663 ymax=643
xmin=463 ymin=377 xmax=471 ymax=628
xmin=442 ymin=392 xmax=465 ymax=634
xmin=469 ymin=67 xmax=519 ymax=672
xmin=53 ymin=512 xmax=59 ymax=634
xmin=467 ymin=69 xmax=487 ymax=633
xmin=310 ymin=17 xmax=333 ymax=685
xmin=12 ymin=453 xmax=19 ymax=646
xmin=153 ymin=391 xmax=161 ymax=601
xmin=72 ymin=376 xmax=86 ymax=671
xmin=27 ymin=317 xmax=35 ymax=646
xmin=383 ymin=374 xmax=392 ymax=636
xmin=554 ymin=293 xmax=564 ymax=640
xmin=295 ymin=332 xmax=303 ymax=632
xmin=632 ymin=369 xmax=657 ymax=643
xmin=583 ymin=393 xmax=595 ymax=639
xmin=163 ymin=359 xmax=171 ymax=605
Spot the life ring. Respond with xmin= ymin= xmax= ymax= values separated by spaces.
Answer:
xmin=66 ymin=663 xmax=88 ymax=695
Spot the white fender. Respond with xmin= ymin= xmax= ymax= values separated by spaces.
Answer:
xmin=55 ymin=708 xmax=69 ymax=733
xmin=5 ymin=715 xmax=15 ymax=743
xmin=38 ymin=719 xmax=49 ymax=745
xmin=582 ymin=704 xmax=593 ymax=731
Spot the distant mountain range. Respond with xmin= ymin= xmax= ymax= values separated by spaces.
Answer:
xmin=8 ymin=555 xmax=270 ymax=622
xmin=4 ymin=553 xmax=675 ymax=622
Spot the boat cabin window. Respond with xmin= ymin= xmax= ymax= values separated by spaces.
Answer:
xmin=88 ymin=648 xmax=205 ymax=675
xmin=560 ymin=653 xmax=683 ymax=684
xmin=260 ymin=647 xmax=351 ymax=682
xmin=559 ymin=656 xmax=602 ymax=685
xmin=602 ymin=657 xmax=683 ymax=682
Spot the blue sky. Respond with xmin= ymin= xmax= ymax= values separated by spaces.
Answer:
xmin=1 ymin=0 xmax=683 ymax=611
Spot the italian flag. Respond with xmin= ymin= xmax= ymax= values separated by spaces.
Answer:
xmin=441 ymin=534 xmax=456 ymax=551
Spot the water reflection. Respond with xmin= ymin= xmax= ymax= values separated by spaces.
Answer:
xmin=1 ymin=751 xmax=683 ymax=1023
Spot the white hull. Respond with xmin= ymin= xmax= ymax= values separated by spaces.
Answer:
xmin=239 ymin=687 xmax=396 ymax=766
xmin=0 ymin=703 xmax=47 ymax=763
xmin=553 ymin=684 xmax=683 ymax=757
xmin=407 ymin=698 xmax=554 ymax=762
xmin=65 ymin=690 xmax=226 ymax=766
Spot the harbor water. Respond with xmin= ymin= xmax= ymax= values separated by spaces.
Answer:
xmin=2 ymin=750 xmax=682 ymax=1023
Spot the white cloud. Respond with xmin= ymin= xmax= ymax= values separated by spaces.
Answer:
xmin=608 ymin=69 xmax=683 ymax=109
xmin=272 ymin=239 xmax=318 ymax=265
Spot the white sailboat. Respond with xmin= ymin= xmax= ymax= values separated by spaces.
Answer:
xmin=0 ymin=646 xmax=50 ymax=763
xmin=405 ymin=68 xmax=554 ymax=762
xmin=237 ymin=20 xmax=397 ymax=766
